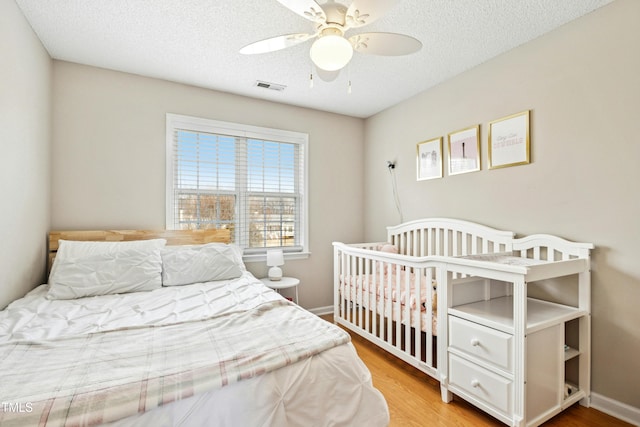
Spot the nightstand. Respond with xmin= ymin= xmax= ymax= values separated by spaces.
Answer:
xmin=260 ymin=277 xmax=300 ymax=304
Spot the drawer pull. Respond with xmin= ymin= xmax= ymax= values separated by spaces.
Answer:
xmin=470 ymin=338 xmax=480 ymax=347
xmin=471 ymin=379 xmax=480 ymax=388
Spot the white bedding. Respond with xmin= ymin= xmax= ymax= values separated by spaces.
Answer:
xmin=1 ymin=272 xmax=280 ymax=341
xmin=0 ymin=272 xmax=389 ymax=426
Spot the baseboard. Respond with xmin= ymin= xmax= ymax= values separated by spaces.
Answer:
xmin=591 ymin=392 xmax=640 ymax=426
xmin=307 ymin=305 xmax=333 ymax=316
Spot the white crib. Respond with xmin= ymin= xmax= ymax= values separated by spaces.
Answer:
xmin=333 ymin=217 xmax=594 ymax=426
xmin=333 ymin=218 xmax=515 ymax=379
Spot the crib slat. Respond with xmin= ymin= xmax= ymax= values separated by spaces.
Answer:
xmin=424 ymin=268 xmax=435 ymax=366
xmin=394 ymin=266 xmax=400 ymax=350
xmin=345 ymin=253 xmax=351 ymax=323
xmin=443 ymin=229 xmax=449 ymax=256
xmin=462 ymin=232 xmax=469 ymax=256
xmin=452 ymin=230 xmax=458 ymax=256
xmin=414 ymin=267 xmax=422 ymax=364
xmin=386 ymin=266 xmax=393 ymax=343
xmin=364 ymin=257 xmax=370 ymax=334
xmin=343 ymin=252 xmax=348 ymax=323
xmin=348 ymin=252 xmax=354 ymax=323
xmin=371 ymin=260 xmax=378 ymax=338
xmin=375 ymin=260 xmax=382 ymax=340
xmin=340 ymin=252 xmax=346 ymax=321
xmin=403 ymin=268 xmax=409 ymax=355
xmin=357 ymin=256 xmax=363 ymax=329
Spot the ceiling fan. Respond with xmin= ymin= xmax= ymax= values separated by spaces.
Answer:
xmin=239 ymin=0 xmax=422 ymax=80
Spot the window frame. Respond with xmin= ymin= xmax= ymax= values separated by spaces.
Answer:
xmin=166 ymin=113 xmax=310 ymax=261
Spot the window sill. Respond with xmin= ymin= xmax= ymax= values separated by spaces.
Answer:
xmin=243 ymin=251 xmax=311 ymax=264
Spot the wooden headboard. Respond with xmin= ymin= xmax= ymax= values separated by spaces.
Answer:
xmin=48 ymin=229 xmax=231 ymax=272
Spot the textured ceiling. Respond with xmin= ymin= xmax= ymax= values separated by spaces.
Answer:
xmin=16 ymin=0 xmax=613 ymax=118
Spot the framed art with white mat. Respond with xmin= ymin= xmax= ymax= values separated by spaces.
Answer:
xmin=488 ymin=110 xmax=530 ymax=169
xmin=417 ymin=137 xmax=443 ymax=181
xmin=448 ymin=125 xmax=480 ymax=175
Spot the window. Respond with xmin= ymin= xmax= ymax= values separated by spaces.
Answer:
xmin=166 ymin=114 xmax=308 ymax=257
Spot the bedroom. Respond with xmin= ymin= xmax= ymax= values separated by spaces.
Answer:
xmin=1 ymin=0 xmax=639 ymax=425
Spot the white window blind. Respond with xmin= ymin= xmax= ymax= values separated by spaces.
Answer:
xmin=166 ymin=114 xmax=308 ymax=254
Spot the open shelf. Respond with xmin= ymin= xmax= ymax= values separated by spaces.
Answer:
xmin=448 ymin=296 xmax=585 ymax=334
xmin=564 ymin=345 xmax=580 ymax=361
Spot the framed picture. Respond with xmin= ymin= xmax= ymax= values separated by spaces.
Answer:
xmin=416 ymin=137 xmax=443 ymax=181
xmin=448 ymin=125 xmax=480 ymax=175
xmin=488 ymin=110 xmax=530 ymax=169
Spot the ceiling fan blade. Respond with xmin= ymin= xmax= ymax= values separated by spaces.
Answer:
xmin=349 ymin=32 xmax=422 ymax=56
xmin=345 ymin=0 xmax=400 ymax=28
xmin=275 ymin=0 xmax=326 ymax=23
xmin=316 ymin=68 xmax=340 ymax=82
xmin=240 ymin=33 xmax=314 ymax=55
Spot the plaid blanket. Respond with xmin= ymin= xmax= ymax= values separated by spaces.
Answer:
xmin=0 ymin=300 xmax=349 ymax=426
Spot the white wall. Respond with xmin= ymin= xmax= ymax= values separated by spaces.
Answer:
xmin=363 ymin=0 xmax=639 ymax=410
xmin=0 ymin=0 xmax=51 ymax=309
xmin=51 ymin=62 xmax=364 ymax=310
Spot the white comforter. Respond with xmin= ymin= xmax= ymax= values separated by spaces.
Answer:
xmin=0 ymin=273 xmax=389 ymax=426
xmin=0 ymin=272 xmax=281 ymax=342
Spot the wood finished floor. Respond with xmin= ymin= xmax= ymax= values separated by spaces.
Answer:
xmin=321 ymin=315 xmax=632 ymax=427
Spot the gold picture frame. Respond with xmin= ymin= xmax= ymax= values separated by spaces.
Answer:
xmin=488 ymin=110 xmax=530 ymax=169
xmin=417 ymin=137 xmax=443 ymax=181
xmin=448 ymin=125 xmax=480 ymax=175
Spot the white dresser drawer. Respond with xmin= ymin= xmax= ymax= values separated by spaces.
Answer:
xmin=449 ymin=315 xmax=512 ymax=372
xmin=449 ymin=353 xmax=513 ymax=416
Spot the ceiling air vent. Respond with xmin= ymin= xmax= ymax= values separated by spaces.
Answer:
xmin=255 ymin=80 xmax=286 ymax=91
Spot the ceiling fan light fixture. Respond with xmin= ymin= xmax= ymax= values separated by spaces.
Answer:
xmin=310 ymin=32 xmax=353 ymax=71
xmin=241 ymin=1 xmax=422 ymax=85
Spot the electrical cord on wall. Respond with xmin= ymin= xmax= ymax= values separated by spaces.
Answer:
xmin=387 ymin=161 xmax=404 ymax=223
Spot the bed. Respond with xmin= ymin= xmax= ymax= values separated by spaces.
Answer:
xmin=0 ymin=229 xmax=389 ymax=427
xmin=333 ymin=218 xmax=516 ymax=380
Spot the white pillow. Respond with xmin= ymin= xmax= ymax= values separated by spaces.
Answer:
xmin=48 ymin=239 xmax=166 ymax=300
xmin=161 ymin=243 xmax=245 ymax=286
